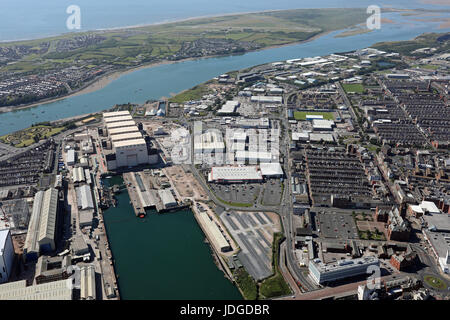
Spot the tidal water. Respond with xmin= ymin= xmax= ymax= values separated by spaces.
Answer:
xmin=0 ymin=11 xmax=448 ymax=136
xmin=102 ymin=176 xmax=242 ymax=300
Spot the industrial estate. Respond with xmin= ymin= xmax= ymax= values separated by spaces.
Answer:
xmin=0 ymin=11 xmax=449 ymax=301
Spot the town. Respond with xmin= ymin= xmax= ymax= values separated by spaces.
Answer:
xmin=0 ymin=32 xmax=448 ymax=300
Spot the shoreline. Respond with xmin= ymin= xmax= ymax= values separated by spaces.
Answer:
xmin=0 ymin=30 xmax=331 ymax=115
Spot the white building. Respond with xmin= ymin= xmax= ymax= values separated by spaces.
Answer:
xmin=158 ymin=189 xmax=177 ymax=208
xmin=0 ymin=278 xmax=72 ymax=300
xmin=309 ymin=256 xmax=379 ymax=285
xmin=67 ymin=149 xmax=76 ymax=166
xmin=0 ymin=229 xmax=14 ymax=284
xmin=208 ymin=166 xmax=263 ymax=183
xmin=24 ymin=188 xmax=59 ymax=260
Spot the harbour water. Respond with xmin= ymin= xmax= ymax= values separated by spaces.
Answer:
xmin=102 ymin=176 xmax=242 ymax=300
xmin=0 ymin=11 xmax=448 ymax=136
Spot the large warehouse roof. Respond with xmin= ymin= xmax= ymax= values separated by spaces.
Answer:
xmin=198 ymin=211 xmax=230 ymax=252
xmin=24 ymin=191 xmax=45 ymax=256
xmin=260 ymin=163 xmax=283 ymax=176
xmin=110 ymin=132 xmax=143 ymax=142
xmin=0 ymin=279 xmax=72 ymax=300
xmin=38 ymin=188 xmax=59 ymax=245
xmin=104 ymin=115 xmax=133 ymax=123
xmin=103 ymin=110 xmax=131 ymax=118
xmin=209 ymin=166 xmax=263 ymax=182
xmin=158 ymin=189 xmax=177 ymax=207
xmin=108 ymin=126 xmax=139 ymax=136
xmin=106 ymin=121 xmax=136 ymax=129
xmin=76 ymin=185 xmax=94 ymax=211
xmin=113 ymin=138 xmax=147 ymax=148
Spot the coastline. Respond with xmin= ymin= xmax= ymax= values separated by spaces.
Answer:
xmin=0 ymin=30 xmax=331 ymax=115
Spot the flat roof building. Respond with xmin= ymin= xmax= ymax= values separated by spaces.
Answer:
xmin=197 ymin=211 xmax=231 ymax=252
xmin=105 ymin=121 xmax=136 ymax=130
xmin=158 ymin=189 xmax=177 ymax=208
xmin=260 ymin=163 xmax=283 ymax=177
xmin=0 ymin=278 xmax=72 ymax=300
xmin=76 ymin=185 xmax=94 ymax=211
xmin=108 ymin=126 xmax=140 ymax=136
xmin=103 ymin=115 xmax=133 ymax=123
xmin=24 ymin=188 xmax=59 ymax=260
xmin=309 ymin=256 xmax=379 ymax=285
xmin=208 ymin=166 xmax=263 ymax=183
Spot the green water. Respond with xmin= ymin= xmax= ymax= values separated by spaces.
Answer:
xmin=102 ymin=176 xmax=242 ymax=300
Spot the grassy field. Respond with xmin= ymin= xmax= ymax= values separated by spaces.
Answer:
xmin=0 ymin=125 xmax=65 ymax=147
xmin=342 ymin=83 xmax=365 ymax=94
xmin=168 ymin=83 xmax=212 ymax=104
xmin=1 ymin=8 xmax=369 ymax=75
xmin=234 ymin=268 xmax=258 ymax=300
xmin=294 ymin=111 xmax=335 ymax=120
xmin=372 ymin=32 xmax=450 ymax=56
xmin=259 ymin=232 xmax=291 ymax=299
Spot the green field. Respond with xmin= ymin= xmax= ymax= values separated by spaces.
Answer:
xmin=294 ymin=111 xmax=335 ymax=120
xmin=0 ymin=8 xmax=370 ymax=75
xmin=259 ymin=233 xmax=291 ymax=299
xmin=0 ymin=125 xmax=65 ymax=147
xmin=424 ymin=275 xmax=447 ymax=290
xmin=233 ymin=268 xmax=258 ymax=300
xmin=168 ymin=84 xmax=212 ymax=104
xmin=342 ymin=83 xmax=365 ymax=94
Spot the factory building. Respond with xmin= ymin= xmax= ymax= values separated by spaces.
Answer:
xmin=76 ymin=185 xmax=94 ymax=211
xmin=217 ymin=100 xmax=240 ymax=115
xmin=67 ymin=149 xmax=76 ymax=166
xmin=235 ymin=150 xmax=274 ymax=163
xmin=259 ymin=163 xmax=284 ymax=178
xmin=308 ymin=256 xmax=379 ymax=285
xmin=197 ymin=211 xmax=231 ymax=252
xmin=24 ymin=188 xmax=59 ymax=261
xmin=194 ymin=129 xmax=226 ymax=154
xmin=80 ymin=265 xmax=96 ymax=300
xmin=158 ymin=189 xmax=177 ymax=208
xmin=0 ymin=229 xmax=14 ymax=284
xmin=208 ymin=166 xmax=263 ymax=184
xmin=102 ymin=111 xmax=159 ymax=169
xmin=0 ymin=278 xmax=73 ymax=300
xmin=72 ymin=166 xmax=85 ymax=184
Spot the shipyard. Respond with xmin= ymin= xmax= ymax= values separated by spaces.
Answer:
xmin=0 ymin=28 xmax=448 ymax=302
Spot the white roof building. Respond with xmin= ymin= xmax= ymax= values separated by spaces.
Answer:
xmin=0 ymin=278 xmax=72 ymax=300
xmin=76 ymin=185 xmax=94 ymax=211
xmin=260 ymin=163 xmax=283 ymax=177
xmin=208 ymin=166 xmax=263 ymax=183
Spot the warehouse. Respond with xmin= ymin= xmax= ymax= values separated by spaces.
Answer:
xmin=76 ymin=185 xmax=94 ymax=211
xmin=72 ymin=166 xmax=85 ymax=184
xmin=217 ymin=100 xmax=240 ymax=115
xmin=259 ymin=163 xmax=284 ymax=178
xmin=158 ymin=189 xmax=177 ymax=208
xmin=312 ymin=119 xmax=335 ymax=131
xmin=105 ymin=120 xmax=136 ymax=130
xmin=197 ymin=211 xmax=231 ymax=252
xmin=0 ymin=278 xmax=72 ymax=300
xmin=103 ymin=110 xmax=131 ymax=118
xmin=110 ymin=132 xmax=144 ymax=143
xmin=24 ymin=188 xmax=59 ymax=260
xmin=103 ymin=115 xmax=133 ymax=124
xmin=251 ymin=96 xmax=283 ymax=104
xmin=208 ymin=166 xmax=263 ymax=183
xmin=309 ymin=256 xmax=379 ymax=285
xmin=80 ymin=265 xmax=96 ymax=300
xmin=67 ymin=149 xmax=76 ymax=166
xmin=194 ymin=130 xmax=225 ymax=154
xmin=0 ymin=229 xmax=14 ymax=284
xmin=113 ymin=138 xmax=149 ymax=168
xmin=108 ymin=126 xmax=140 ymax=136
xmin=235 ymin=150 xmax=274 ymax=163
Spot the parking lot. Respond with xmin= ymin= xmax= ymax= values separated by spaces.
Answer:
xmin=316 ymin=212 xmax=359 ymax=239
xmin=261 ymin=179 xmax=282 ymax=206
xmin=211 ymin=183 xmax=260 ymax=205
xmin=220 ymin=211 xmax=280 ymax=281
